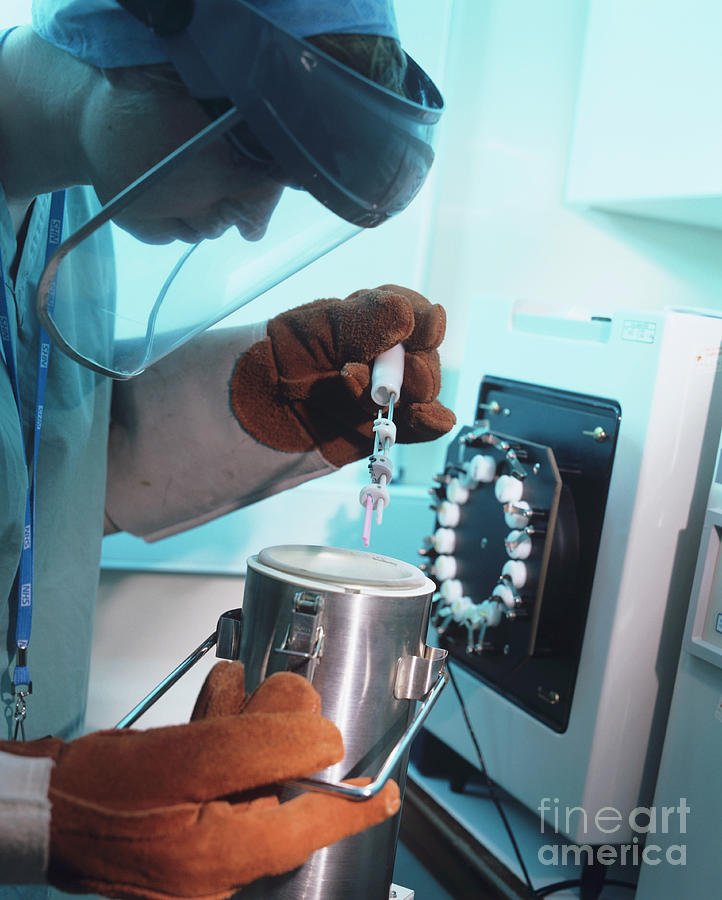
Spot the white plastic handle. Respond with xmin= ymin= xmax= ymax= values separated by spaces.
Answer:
xmin=371 ymin=344 xmax=405 ymax=406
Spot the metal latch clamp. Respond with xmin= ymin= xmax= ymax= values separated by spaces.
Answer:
xmin=274 ymin=591 xmax=325 ymax=681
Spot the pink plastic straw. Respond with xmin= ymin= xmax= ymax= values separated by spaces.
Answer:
xmin=362 ymin=494 xmax=374 ymax=546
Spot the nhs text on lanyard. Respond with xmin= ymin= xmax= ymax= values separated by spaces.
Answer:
xmin=0 ymin=191 xmax=65 ymax=740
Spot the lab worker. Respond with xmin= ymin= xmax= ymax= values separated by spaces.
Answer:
xmin=0 ymin=0 xmax=455 ymax=897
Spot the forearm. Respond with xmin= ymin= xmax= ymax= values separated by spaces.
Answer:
xmin=105 ymin=323 xmax=336 ymax=541
xmin=0 ymin=751 xmax=53 ymax=884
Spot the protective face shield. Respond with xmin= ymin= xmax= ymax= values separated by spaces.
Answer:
xmin=35 ymin=0 xmax=443 ymax=378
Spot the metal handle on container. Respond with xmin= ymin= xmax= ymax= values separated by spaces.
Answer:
xmin=115 ymin=614 xmax=447 ymax=804
xmin=115 ymin=608 xmax=243 ymax=729
xmin=288 ymin=647 xmax=448 ymax=801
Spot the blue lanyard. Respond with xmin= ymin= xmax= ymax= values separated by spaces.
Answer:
xmin=0 ymin=191 xmax=65 ymax=726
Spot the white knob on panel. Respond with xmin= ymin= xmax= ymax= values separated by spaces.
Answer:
xmin=439 ymin=578 xmax=463 ymax=601
xmin=433 ymin=527 xmax=456 ymax=555
xmin=505 ymin=529 xmax=532 ymax=560
xmin=494 ymin=474 xmax=524 ymax=504
xmin=433 ymin=554 xmax=458 ymax=581
xmin=502 ymin=559 xmax=528 ymax=589
xmin=447 ymin=478 xmax=470 ymax=505
xmin=437 ymin=501 xmax=461 ymax=528
xmin=479 ymin=599 xmax=504 ymax=628
xmin=492 ymin=583 xmax=516 ymax=609
xmin=467 ymin=453 xmax=496 ymax=484
xmin=504 ymin=500 xmax=531 ymax=529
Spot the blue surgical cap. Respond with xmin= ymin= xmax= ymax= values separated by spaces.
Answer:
xmin=31 ymin=0 xmax=400 ymax=68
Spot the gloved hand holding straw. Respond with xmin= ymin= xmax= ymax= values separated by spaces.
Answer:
xmin=230 ymin=284 xmax=457 ymax=467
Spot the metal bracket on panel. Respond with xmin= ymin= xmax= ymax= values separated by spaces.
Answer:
xmin=460 ymin=426 xmax=528 ymax=480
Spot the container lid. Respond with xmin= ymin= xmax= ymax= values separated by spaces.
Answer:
xmin=254 ymin=545 xmax=430 ymax=593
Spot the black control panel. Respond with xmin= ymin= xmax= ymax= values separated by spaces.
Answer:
xmin=424 ymin=377 xmax=620 ymax=731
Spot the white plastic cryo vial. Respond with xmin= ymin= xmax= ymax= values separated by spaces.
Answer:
xmin=466 ymin=453 xmax=496 ymax=485
xmin=437 ymin=501 xmax=461 ymax=528
xmin=505 ymin=529 xmax=532 ymax=560
xmin=504 ymin=500 xmax=531 ymax=529
xmin=447 ymin=478 xmax=470 ymax=505
xmin=478 ymin=599 xmax=504 ymax=628
xmin=433 ymin=527 xmax=456 ymax=555
xmin=439 ymin=578 xmax=463 ymax=601
xmin=432 ymin=555 xmax=458 ymax=581
xmin=451 ymin=595 xmax=473 ymax=622
xmin=502 ymin=559 xmax=528 ymax=589
xmin=495 ymin=474 xmax=524 ymax=504
xmin=492 ymin=582 xmax=516 ymax=609
xmin=466 ymin=604 xmax=488 ymax=629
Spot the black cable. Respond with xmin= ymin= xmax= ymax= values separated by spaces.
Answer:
xmin=447 ymin=664 xmax=638 ymax=899
xmin=535 ymin=879 xmax=581 ymax=898
xmin=447 ymin=663 xmax=536 ymax=896
xmin=535 ymin=878 xmax=637 ymax=898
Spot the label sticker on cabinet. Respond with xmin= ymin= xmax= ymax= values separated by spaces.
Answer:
xmin=622 ymin=320 xmax=656 ymax=344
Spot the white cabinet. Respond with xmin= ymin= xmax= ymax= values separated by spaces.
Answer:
xmin=566 ymin=0 xmax=722 ymax=229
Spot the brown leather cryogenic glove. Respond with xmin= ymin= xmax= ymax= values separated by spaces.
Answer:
xmin=230 ymin=284 xmax=457 ymax=466
xmin=2 ymin=663 xmax=399 ymax=900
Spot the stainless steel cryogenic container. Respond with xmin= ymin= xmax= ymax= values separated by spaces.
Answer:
xmin=236 ymin=545 xmax=446 ymax=900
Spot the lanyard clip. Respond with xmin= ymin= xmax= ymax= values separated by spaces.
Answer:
xmin=12 ymin=690 xmax=29 ymax=742
xmin=12 ymin=647 xmax=32 ymax=741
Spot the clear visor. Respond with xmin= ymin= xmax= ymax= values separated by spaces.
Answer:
xmin=37 ymin=112 xmax=360 ymax=379
xmin=37 ymin=0 xmax=443 ymax=379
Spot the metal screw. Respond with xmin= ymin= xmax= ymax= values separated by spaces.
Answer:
xmin=390 ymin=892 xmax=398 ymax=899
xmin=582 ymin=426 xmax=608 ymax=442
xmin=537 ymin=687 xmax=561 ymax=705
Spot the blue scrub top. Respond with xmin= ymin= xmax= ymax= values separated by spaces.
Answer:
xmin=0 ymin=27 xmax=114 ymax=900
xmin=0 ymin=19 xmax=117 ymax=750
xmin=0 ymin=180 xmax=114 ymax=742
